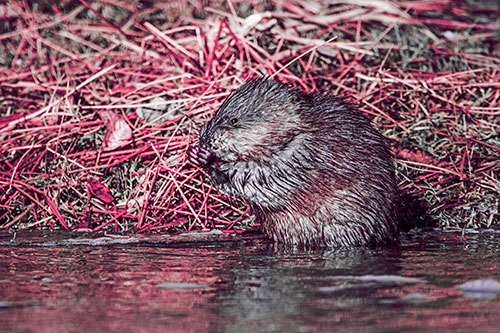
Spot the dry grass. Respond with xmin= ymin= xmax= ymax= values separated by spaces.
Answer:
xmin=0 ymin=0 xmax=498 ymax=233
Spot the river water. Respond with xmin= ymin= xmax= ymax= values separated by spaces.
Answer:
xmin=1 ymin=229 xmax=500 ymax=332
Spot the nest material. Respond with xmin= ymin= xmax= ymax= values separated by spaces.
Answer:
xmin=0 ymin=0 xmax=498 ymax=232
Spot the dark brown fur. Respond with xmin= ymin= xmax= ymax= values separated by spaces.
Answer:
xmin=188 ymin=78 xmax=399 ymax=248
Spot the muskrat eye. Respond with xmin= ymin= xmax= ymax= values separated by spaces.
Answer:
xmin=229 ymin=118 xmax=238 ymax=125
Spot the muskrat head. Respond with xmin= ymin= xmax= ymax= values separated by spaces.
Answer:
xmin=199 ymin=78 xmax=304 ymax=165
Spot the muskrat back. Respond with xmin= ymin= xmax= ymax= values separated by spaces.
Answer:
xmin=188 ymin=78 xmax=399 ymax=248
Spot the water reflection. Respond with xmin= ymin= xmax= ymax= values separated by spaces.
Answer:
xmin=1 ymin=230 xmax=500 ymax=332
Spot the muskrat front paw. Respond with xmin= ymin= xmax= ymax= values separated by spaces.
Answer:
xmin=186 ymin=145 xmax=200 ymax=165
xmin=187 ymin=145 xmax=214 ymax=167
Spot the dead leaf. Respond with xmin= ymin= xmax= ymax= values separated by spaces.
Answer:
xmin=96 ymin=110 xmax=132 ymax=150
xmin=397 ymin=149 xmax=433 ymax=164
xmin=87 ymin=175 xmax=115 ymax=204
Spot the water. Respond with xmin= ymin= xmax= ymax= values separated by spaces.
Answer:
xmin=1 ymin=230 xmax=500 ymax=332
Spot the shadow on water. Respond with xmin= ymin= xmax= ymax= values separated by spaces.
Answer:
xmin=1 ymin=230 xmax=500 ymax=332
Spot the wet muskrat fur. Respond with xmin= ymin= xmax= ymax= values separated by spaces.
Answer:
xmin=188 ymin=78 xmax=399 ymax=248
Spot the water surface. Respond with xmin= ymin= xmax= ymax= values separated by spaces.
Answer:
xmin=1 ymin=230 xmax=500 ymax=332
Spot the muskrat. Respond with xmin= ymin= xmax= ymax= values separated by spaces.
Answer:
xmin=187 ymin=78 xmax=399 ymax=248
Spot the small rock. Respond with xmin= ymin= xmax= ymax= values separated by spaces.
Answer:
xmin=334 ymin=275 xmax=422 ymax=283
xmin=402 ymin=293 xmax=429 ymax=302
xmin=456 ymin=279 xmax=500 ymax=299
xmin=456 ymin=279 xmax=500 ymax=292
xmin=156 ymin=282 xmax=208 ymax=289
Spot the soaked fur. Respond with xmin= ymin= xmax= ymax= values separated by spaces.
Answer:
xmin=188 ymin=78 xmax=399 ymax=248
